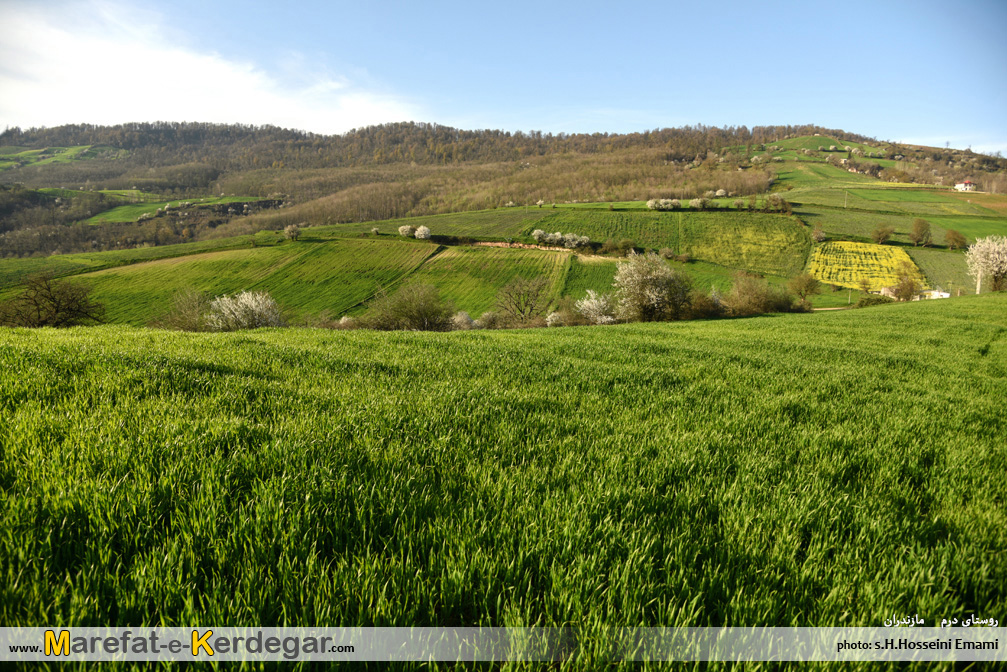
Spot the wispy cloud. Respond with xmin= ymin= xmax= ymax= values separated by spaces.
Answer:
xmin=0 ymin=1 xmax=420 ymax=134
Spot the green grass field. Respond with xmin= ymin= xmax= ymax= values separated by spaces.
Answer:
xmin=905 ymin=247 xmax=974 ymax=295
xmin=79 ymin=239 xmax=437 ymax=324
xmin=0 ymin=145 xmax=98 ymax=170
xmin=2 ymin=295 xmax=1004 ymax=668
xmin=85 ymin=196 xmax=266 ymax=224
xmin=407 ymin=245 xmax=571 ymax=316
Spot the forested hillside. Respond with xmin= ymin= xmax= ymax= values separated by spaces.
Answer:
xmin=2 ymin=122 xmax=1006 ymax=259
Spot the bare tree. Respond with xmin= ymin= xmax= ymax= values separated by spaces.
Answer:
xmin=0 ymin=272 xmax=105 ymax=327
xmin=495 ymin=276 xmax=549 ymax=325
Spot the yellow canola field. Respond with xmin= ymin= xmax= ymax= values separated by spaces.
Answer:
xmin=809 ymin=241 xmax=927 ymax=291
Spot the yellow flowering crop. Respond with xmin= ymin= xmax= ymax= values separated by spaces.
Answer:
xmin=809 ymin=241 xmax=927 ymax=291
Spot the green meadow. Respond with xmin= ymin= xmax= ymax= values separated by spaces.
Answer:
xmin=1 ymin=295 xmax=1004 ymax=671
xmin=86 ymin=196 xmax=266 ymax=223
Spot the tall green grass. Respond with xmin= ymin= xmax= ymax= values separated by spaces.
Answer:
xmin=1 ymin=296 xmax=1004 ymax=669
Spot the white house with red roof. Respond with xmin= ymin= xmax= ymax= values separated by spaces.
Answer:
xmin=954 ymin=180 xmax=976 ymax=192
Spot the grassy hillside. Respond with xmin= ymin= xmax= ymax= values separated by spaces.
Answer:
xmin=2 ymin=296 xmax=1004 ymax=661
xmin=407 ymin=245 xmax=571 ymax=316
xmin=81 ymin=239 xmax=438 ymax=324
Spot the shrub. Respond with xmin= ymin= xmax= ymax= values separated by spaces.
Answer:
xmin=689 ymin=198 xmax=703 ymax=210
xmin=617 ymin=239 xmax=637 ymax=255
xmin=687 ymin=289 xmax=725 ymax=319
xmin=531 ymin=229 xmax=546 ymax=243
xmin=398 ymin=225 xmax=416 ymax=237
xmin=854 ymin=295 xmax=895 ymax=308
xmin=715 ymin=189 xmax=727 ymax=198
xmin=152 ymin=288 xmax=210 ymax=331
xmin=675 ymin=254 xmax=690 ymax=264
xmin=205 ymin=290 xmax=285 ymax=331
xmin=284 ymin=223 xmax=301 ymax=240
xmin=575 ymin=289 xmax=616 ymax=325
xmin=659 ymin=248 xmax=675 ymax=259
xmin=599 ymin=239 xmax=619 ymax=255
xmin=371 ymin=227 xmax=380 ymax=236
xmin=614 ymin=251 xmax=692 ymax=322
xmin=545 ymin=311 xmax=564 ymax=327
xmin=647 ymin=198 xmax=679 ymax=211
xmin=451 ymin=311 xmax=474 ymax=330
xmin=334 ymin=315 xmax=359 ymax=330
xmin=723 ymin=273 xmax=798 ymax=317
xmin=363 ymin=284 xmax=453 ymax=331
xmin=473 ymin=311 xmax=501 ymax=329
xmin=414 ymin=225 xmax=431 ymax=240
xmin=551 ymin=296 xmax=588 ymax=327
xmin=811 ymin=226 xmax=827 ymax=243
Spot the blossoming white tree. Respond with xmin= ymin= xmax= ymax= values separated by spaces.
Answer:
xmin=613 ymin=251 xmax=693 ymax=322
xmin=575 ymin=290 xmax=616 ymax=324
xmin=205 ymin=291 xmax=285 ymax=331
xmin=966 ymin=235 xmax=1007 ymax=293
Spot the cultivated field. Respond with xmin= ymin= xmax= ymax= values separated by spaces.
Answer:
xmin=808 ymin=241 xmax=926 ymax=291
xmin=2 ymin=295 xmax=1004 ymax=669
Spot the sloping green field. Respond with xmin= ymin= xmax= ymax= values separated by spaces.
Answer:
xmin=407 ymin=245 xmax=571 ymax=316
xmin=79 ymin=239 xmax=437 ymax=324
xmin=1 ymin=296 xmax=1004 ymax=666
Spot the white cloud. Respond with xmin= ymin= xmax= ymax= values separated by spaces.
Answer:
xmin=0 ymin=1 xmax=419 ymax=134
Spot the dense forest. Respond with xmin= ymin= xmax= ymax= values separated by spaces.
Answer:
xmin=0 ymin=121 xmax=874 ymax=172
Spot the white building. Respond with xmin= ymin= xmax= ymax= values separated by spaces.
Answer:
xmin=954 ymin=180 xmax=976 ymax=192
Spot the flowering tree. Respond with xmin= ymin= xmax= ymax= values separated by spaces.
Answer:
xmin=205 ymin=291 xmax=285 ymax=331
xmin=575 ymin=289 xmax=616 ymax=324
xmin=613 ymin=251 xmax=693 ymax=322
xmin=398 ymin=225 xmax=416 ymax=237
xmin=966 ymin=235 xmax=1007 ymax=293
xmin=414 ymin=226 xmax=431 ymax=240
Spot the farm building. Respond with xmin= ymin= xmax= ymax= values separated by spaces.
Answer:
xmin=954 ymin=180 xmax=976 ymax=192
xmin=921 ymin=288 xmax=950 ymax=300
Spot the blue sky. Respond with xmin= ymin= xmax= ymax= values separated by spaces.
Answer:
xmin=1 ymin=0 xmax=1005 ymax=153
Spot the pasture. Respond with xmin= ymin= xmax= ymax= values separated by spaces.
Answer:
xmin=1 ymin=295 xmax=1004 ymax=669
